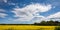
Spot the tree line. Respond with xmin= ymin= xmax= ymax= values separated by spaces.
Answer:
xmin=34 ymin=20 xmax=60 ymax=26
xmin=0 ymin=20 xmax=60 ymax=26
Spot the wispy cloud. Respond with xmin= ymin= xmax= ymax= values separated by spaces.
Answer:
xmin=0 ymin=9 xmax=6 ymax=12
xmin=0 ymin=13 xmax=7 ymax=18
xmin=8 ymin=3 xmax=16 ymax=5
xmin=47 ymin=12 xmax=60 ymax=18
xmin=47 ymin=12 xmax=60 ymax=21
xmin=0 ymin=9 xmax=7 ymax=18
xmin=12 ymin=3 xmax=52 ymax=22
xmin=3 ymin=0 xmax=7 ymax=3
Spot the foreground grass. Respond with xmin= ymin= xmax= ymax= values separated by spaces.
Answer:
xmin=0 ymin=25 xmax=57 ymax=30
xmin=55 ymin=26 xmax=60 ymax=30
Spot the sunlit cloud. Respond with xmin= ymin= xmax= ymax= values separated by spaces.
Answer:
xmin=12 ymin=3 xmax=52 ymax=22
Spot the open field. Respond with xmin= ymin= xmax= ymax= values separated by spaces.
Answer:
xmin=0 ymin=25 xmax=57 ymax=30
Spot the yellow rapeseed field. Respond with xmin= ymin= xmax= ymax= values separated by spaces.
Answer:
xmin=0 ymin=25 xmax=56 ymax=30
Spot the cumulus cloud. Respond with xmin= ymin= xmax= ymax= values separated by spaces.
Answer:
xmin=47 ymin=12 xmax=60 ymax=21
xmin=47 ymin=12 xmax=60 ymax=18
xmin=12 ymin=3 xmax=52 ymax=22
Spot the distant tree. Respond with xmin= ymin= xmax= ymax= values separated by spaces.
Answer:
xmin=40 ymin=21 xmax=46 ymax=24
xmin=34 ymin=20 xmax=60 ymax=26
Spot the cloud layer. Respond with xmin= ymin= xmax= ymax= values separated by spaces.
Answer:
xmin=12 ymin=3 xmax=52 ymax=22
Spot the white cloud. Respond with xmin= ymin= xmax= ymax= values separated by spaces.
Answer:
xmin=12 ymin=3 xmax=52 ymax=22
xmin=47 ymin=12 xmax=60 ymax=21
xmin=31 ymin=16 xmax=47 ymax=23
xmin=0 ymin=0 xmax=7 ymax=3
xmin=3 ymin=0 xmax=7 ymax=3
xmin=0 ymin=13 xmax=7 ymax=18
xmin=8 ymin=3 xmax=16 ymax=5
xmin=0 ymin=9 xmax=5 ymax=12
xmin=47 ymin=12 xmax=60 ymax=18
xmin=0 ymin=9 xmax=7 ymax=18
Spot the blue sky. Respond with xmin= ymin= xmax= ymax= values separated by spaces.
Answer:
xmin=0 ymin=0 xmax=60 ymax=24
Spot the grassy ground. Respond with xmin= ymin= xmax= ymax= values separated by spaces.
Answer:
xmin=0 ymin=25 xmax=56 ymax=30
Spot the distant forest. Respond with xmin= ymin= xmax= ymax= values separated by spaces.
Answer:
xmin=34 ymin=20 xmax=60 ymax=26
xmin=0 ymin=20 xmax=60 ymax=26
